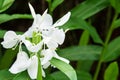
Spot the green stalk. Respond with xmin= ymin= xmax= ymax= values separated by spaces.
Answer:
xmin=37 ymin=53 xmax=42 ymax=80
xmin=105 ymin=6 xmax=112 ymax=33
xmin=93 ymin=12 xmax=118 ymax=80
xmin=32 ymin=32 xmax=42 ymax=80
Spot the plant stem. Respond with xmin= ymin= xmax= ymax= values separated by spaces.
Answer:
xmin=32 ymin=32 xmax=42 ymax=80
xmin=93 ymin=12 xmax=118 ymax=80
xmin=37 ymin=53 xmax=42 ymax=80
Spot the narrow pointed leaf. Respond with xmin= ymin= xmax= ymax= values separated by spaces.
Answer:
xmin=51 ymin=0 xmax=64 ymax=12
xmin=104 ymin=62 xmax=119 ymax=80
xmin=0 ymin=69 xmax=15 ymax=79
xmin=79 ymin=30 xmax=90 ymax=45
xmin=71 ymin=0 xmax=109 ymax=19
xmin=0 ymin=14 xmax=32 ymax=24
xmin=103 ymin=37 xmax=120 ymax=61
xmin=0 ymin=0 xmax=15 ymax=12
xmin=113 ymin=19 xmax=120 ymax=29
xmin=62 ymin=17 xmax=103 ymax=44
xmin=58 ymin=45 xmax=102 ymax=61
xmin=0 ymin=49 xmax=18 ymax=69
xmin=13 ymin=71 xmax=31 ymax=80
xmin=50 ymin=58 xmax=77 ymax=80
xmin=110 ymin=0 xmax=120 ymax=13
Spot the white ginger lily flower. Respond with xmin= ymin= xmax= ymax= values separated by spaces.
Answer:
xmin=22 ymin=39 xmax=43 ymax=52
xmin=28 ymin=3 xmax=71 ymax=50
xmin=41 ymin=49 xmax=69 ymax=69
xmin=28 ymin=3 xmax=53 ymax=33
xmin=42 ymin=28 xmax=65 ymax=50
xmin=9 ymin=51 xmax=30 ymax=74
xmin=28 ymin=3 xmax=71 ymax=31
xmin=27 ymin=55 xmax=45 ymax=79
xmin=1 ymin=31 xmax=23 ymax=48
xmin=1 ymin=30 xmax=43 ymax=53
xmin=2 ymin=3 xmax=71 ymax=80
xmin=9 ymin=51 xmax=45 ymax=79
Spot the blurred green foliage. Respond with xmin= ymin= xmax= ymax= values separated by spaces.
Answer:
xmin=0 ymin=0 xmax=120 ymax=80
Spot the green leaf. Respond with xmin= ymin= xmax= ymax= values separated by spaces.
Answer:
xmin=47 ymin=71 xmax=69 ymax=80
xmin=62 ymin=0 xmax=108 ymax=44
xmin=104 ymin=62 xmax=119 ymax=80
xmin=0 ymin=0 xmax=15 ymax=12
xmin=62 ymin=17 xmax=103 ymax=44
xmin=113 ymin=19 xmax=120 ymax=29
xmin=77 ymin=71 xmax=92 ymax=80
xmin=79 ymin=30 xmax=90 ymax=45
xmin=103 ymin=37 xmax=120 ymax=62
xmin=45 ymin=71 xmax=92 ymax=80
xmin=77 ymin=60 xmax=93 ymax=72
xmin=13 ymin=71 xmax=31 ymax=80
xmin=50 ymin=58 xmax=77 ymax=80
xmin=110 ymin=0 xmax=120 ymax=13
xmin=0 ymin=14 xmax=32 ymax=24
xmin=0 ymin=0 xmax=4 ymax=9
xmin=51 ymin=0 xmax=64 ymax=12
xmin=0 ymin=48 xmax=18 ymax=69
xmin=71 ymin=0 xmax=109 ymax=19
xmin=58 ymin=45 xmax=102 ymax=61
xmin=0 ymin=30 xmax=6 ymax=38
xmin=0 ymin=69 xmax=15 ymax=79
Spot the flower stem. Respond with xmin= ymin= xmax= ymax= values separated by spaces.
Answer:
xmin=37 ymin=53 xmax=42 ymax=80
xmin=32 ymin=32 xmax=42 ymax=80
xmin=93 ymin=12 xmax=118 ymax=80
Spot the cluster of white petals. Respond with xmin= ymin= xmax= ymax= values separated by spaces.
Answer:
xmin=1 ymin=3 xmax=71 ymax=79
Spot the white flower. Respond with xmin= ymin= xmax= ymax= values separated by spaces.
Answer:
xmin=22 ymin=39 xmax=43 ymax=52
xmin=41 ymin=49 xmax=69 ymax=69
xmin=1 ymin=31 xmax=22 ymax=48
xmin=28 ymin=3 xmax=71 ymax=31
xmin=42 ymin=28 xmax=65 ymax=50
xmin=9 ymin=51 xmax=30 ymax=74
xmin=28 ymin=3 xmax=53 ymax=33
xmin=28 ymin=3 xmax=71 ymax=50
xmin=1 ymin=3 xmax=71 ymax=80
xmin=9 ymin=51 xmax=45 ymax=79
xmin=1 ymin=30 xmax=43 ymax=52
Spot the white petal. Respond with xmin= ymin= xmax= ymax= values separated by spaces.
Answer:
xmin=32 ymin=14 xmax=42 ymax=28
xmin=53 ymin=12 xmax=71 ymax=27
xmin=23 ymin=40 xmax=43 ymax=52
xmin=51 ymin=28 xmax=65 ymax=44
xmin=42 ymin=62 xmax=50 ymax=69
xmin=23 ymin=27 xmax=33 ymax=38
xmin=1 ymin=40 xmax=18 ymax=48
xmin=28 ymin=3 xmax=36 ymax=18
xmin=42 ymin=68 xmax=46 ymax=77
xmin=41 ymin=27 xmax=53 ymax=37
xmin=41 ymin=49 xmax=54 ymax=65
xmin=27 ymin=55 xmax=38 ymax=79
xmin=53 ymin=51 xmax=69 ymax=64
xmin=42 ymin=9 xmax=48 ymax=17
xmin=40 ymin=14 xmax=53 ymax=28
xmin=1 ymin=31 xmax=18 ymax=48
xmin=9 ymin=51 xmax=30 ymax=74
xmin=4 ymin=31 xmax=17 ymax=40
xmin=44 ymin=38 xmax=58 ymax=50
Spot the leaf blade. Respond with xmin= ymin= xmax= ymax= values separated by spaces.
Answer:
xmin=104 ymin=62 xmax=119 ymax=80
xmin=50 ymin=58 xmax=77 ymax=80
